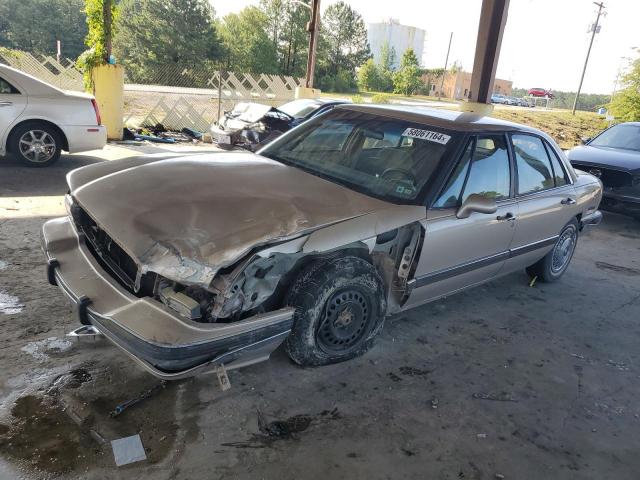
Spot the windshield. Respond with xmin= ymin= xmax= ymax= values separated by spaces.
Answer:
xmin=259 ymin=110 xmax=460 ymax=203
xmin=590 ymin=124 xmax=640 ymax=151
xmin=277 ymin=99 xmax=322 ymax=119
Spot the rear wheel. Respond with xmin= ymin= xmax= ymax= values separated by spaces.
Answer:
xmin=526 ymin=219 xmax=579 ymax=282
xmin=9 ymin=122 xmax=62 ymax=167
xmin=285 ymin=256 xmax=386 ymax=366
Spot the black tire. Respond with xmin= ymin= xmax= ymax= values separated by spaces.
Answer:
xmin=526 ymin=219 xmax=579 ymax=283
xmin=9 ymin=122 xmax=62 ymax=167
xmin=285 ymin=256 xmax=386 ymax=367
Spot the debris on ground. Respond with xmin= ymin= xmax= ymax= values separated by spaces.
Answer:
xmin=119 ymin=124 xmax=207 ymax=145
xmin=221 ymin=408 xmax=341 ymax=448
xmin=110 ymin=381 xmax=167 ymax=417
xmin=472 ymin=392 xmax=518 ymax=402
xmin=431 ymin=397 xmax=439 ymax=409
xmin=111 ymin=434 xmax=147 ymax=467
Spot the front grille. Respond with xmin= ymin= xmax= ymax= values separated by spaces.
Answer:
xmin=572 ymin=163 xmax=632 ymax=188
xmin=70 ymin=203 xmax=155 ymax=296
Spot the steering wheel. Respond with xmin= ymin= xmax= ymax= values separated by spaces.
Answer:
xmin=380 ymin=168 xmax=417 ymax=186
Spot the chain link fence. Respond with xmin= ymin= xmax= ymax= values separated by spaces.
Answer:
xmin=1 ymin=49 xmax=304 ymax=132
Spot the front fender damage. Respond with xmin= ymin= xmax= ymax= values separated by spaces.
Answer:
xmin=155 ymin=204 xmax=427 ymax=323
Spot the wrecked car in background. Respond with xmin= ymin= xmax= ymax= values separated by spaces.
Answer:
xmin=42 ymin=105 xmax=602 ymax=379
xmin=567 ymin=122 xmax=640 ymax=220
xmin=210 ymin=98 xmax=348 ymax=151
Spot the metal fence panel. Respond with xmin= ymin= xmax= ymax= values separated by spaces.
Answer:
xmin=1 ymin=49 xmax=304 ymax=131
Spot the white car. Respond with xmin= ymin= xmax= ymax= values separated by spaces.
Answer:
xmin=0 ymin=64 xmax=106 ymax=167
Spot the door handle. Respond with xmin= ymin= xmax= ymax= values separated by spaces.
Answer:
xmin=0 ymin=101 xmax=13 ymax=106
xmin=561 ymin=198 xmax=576 ymax=205
xmin=497 ymin=212 xmax=517 ymax=221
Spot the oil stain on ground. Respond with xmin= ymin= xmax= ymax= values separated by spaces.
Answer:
xmin=0 ymin=394 xmax=100 ymax=475
xmin=221 ymin=408 xmax=341 ymax=448
xmin=0 ymin=364 xmax=184 ymax=475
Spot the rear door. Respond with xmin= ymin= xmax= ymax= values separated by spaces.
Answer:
xmin=0 ymin=74 xmax=27 ymax=151
xmin=503 ymin=133 xmax=578 ymax=271
xmin=405 ymin=134 xmax=519 ymax=307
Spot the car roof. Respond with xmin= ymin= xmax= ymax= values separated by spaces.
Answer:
xmin=335 ymin=104 xmax=540 ymax=134
xmin=0 ymin=63 xmax=63 ymax=96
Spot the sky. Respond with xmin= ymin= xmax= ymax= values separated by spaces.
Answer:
xmin=211 ymin=0 xmax=639 ymax=94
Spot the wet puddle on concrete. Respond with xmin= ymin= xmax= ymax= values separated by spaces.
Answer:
xmin=0 ymin=364 xmax=187 ymax=475
xmin=21 ymin=337 xmax=73 ymax=362
xmin=0 ymin=290 xmax=23 ymax=315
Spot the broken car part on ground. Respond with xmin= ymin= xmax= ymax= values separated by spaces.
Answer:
xmin=42 ymin=105 xmax=603 ymax=379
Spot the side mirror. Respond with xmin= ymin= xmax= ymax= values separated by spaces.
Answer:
xmin=580 ymin=137 xmax=591 ymax=145
xmin=456 ymin=194 xmax=498 ymax=219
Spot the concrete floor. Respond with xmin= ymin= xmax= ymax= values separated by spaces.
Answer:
xmin=1 ymin=149 xmax=639 ymax=479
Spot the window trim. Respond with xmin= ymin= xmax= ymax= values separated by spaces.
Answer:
xmin=430 ymin=132 xmax=514 ymax=209
xmin=0 ymin=76 xmax=21 ymax=94
xmin=542 ymin=138 xmax=570 ymax=186
xmin=509 ymin=132 xmax=572 ymax=199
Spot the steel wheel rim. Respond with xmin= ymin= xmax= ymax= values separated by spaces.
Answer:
xmin=317 ymin=288 xmax=372 ymax=354
xmin=551 ymin=227 xmax=577 ymax=274
xmin=19 ymin=130 xmax=56 ymax=163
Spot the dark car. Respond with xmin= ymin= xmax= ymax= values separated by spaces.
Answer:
xmin=567 ymin=122 xmax=640 ymax=219
xmin=210 ymin=98 xmax=349 ymax=151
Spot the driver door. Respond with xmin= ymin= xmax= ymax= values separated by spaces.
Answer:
xmin=404 ymin=134 xmax=519 ymax=308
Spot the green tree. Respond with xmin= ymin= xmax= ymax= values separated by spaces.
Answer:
xmin=260 ymin=0 xmax=308 ymax=77
xmin=316 ymin=1 xmax=371 ymax=92
xmin=357 ymin=58 xmax=381 ymax=91
xmin=219 ymin=7 xmax=278 ymax=73
xmin=376 ymin=41 xmax=395 ymax=92
xmin=0 ymin=0 xmax=87 ymax=58
xmin=113 ymin=0 xmax=221 ymax=83
xmin=393 ymin=48 xmax=422 ymax=95
xmin=609 ymin=56 xmax=640 ymax=121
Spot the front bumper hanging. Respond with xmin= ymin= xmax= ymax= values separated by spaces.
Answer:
xmin=41 ymin=216 xmax=294 ymax=380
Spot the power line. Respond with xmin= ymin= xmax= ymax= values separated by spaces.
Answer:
xmin=572 ymin=2 xmax=605 ymax=115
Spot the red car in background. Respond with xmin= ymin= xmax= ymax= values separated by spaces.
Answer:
xmin=528 ymin=88 xmax=554 ymax=99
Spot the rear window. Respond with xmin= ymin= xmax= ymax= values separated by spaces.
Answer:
xmin=260 ymin=110 xmax=461 ymax=203
xmin=0 ymin=77 xmax=19 ymax=94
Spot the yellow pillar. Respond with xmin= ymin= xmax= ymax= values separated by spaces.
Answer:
xmin=458 ymin=101 xmax=494 ymax=116
xmin=91 ymin=64 xmax=124 ymax=141
xmin=295 ymin=86 xmax=321 ymax=99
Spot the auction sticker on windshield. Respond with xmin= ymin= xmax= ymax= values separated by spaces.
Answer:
xmin=402 ymin=128 xmax=451 ymax=145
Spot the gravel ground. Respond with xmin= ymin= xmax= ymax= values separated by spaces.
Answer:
xmin=1 ymin=149 xmax=639 ymax=480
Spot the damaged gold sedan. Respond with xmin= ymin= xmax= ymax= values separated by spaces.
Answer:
xmin=42 ymin=105 xmax=603 ymax=379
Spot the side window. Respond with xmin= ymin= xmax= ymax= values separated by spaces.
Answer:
xmin=0 ymin=77 xmax=19 ymax=94
xmin=512 ymin=134 xmax=555 ymax=195
xmin=433 ymin=139 xmax=473 ymax=208
xmin=544 ymin=141 xmax=569 ymax=186
xmin=461 ymin=135 xmax=511 ymax=201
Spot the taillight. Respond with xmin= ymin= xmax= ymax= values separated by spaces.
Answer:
xmin=91 ymin=98 xmax=102 ymax=125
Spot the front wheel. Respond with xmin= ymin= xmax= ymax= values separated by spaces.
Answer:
xmin=285 ymin=256 xmax=386 ymax=367
xmin=526 ymin=219 xmax=579 ymax=282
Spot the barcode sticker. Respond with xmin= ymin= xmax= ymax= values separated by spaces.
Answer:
xmin=402 ymin=128 xmax=451 ymax=145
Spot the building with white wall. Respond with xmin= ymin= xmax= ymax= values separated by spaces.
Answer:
xmin=367 ymin=19 xmax=426 ymax=69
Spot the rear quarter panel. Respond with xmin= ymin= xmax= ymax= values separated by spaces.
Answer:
xmin=574 ymin=171 xmax=603 ymax=216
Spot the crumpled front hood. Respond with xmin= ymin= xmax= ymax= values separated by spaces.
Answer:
xmin=72 ymin=152 xmax=393 ymax=285
xmin=568 ymin=145 xmax=640 ymax=174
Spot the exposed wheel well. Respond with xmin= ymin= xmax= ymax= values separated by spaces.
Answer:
xmin=6 ymin=120 xmax=69 ymax=153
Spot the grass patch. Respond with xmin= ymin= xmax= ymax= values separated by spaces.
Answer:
xmin=490 ymin=109 xmax=609 ymax=149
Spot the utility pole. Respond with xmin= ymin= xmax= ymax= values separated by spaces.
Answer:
xmin=305 ymin=0 xmax=321 ymax=89
xmin=438 ymin=32 xmax=453 ymax=101
xmin=572 ymin=1 xmax=605 ymax=115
